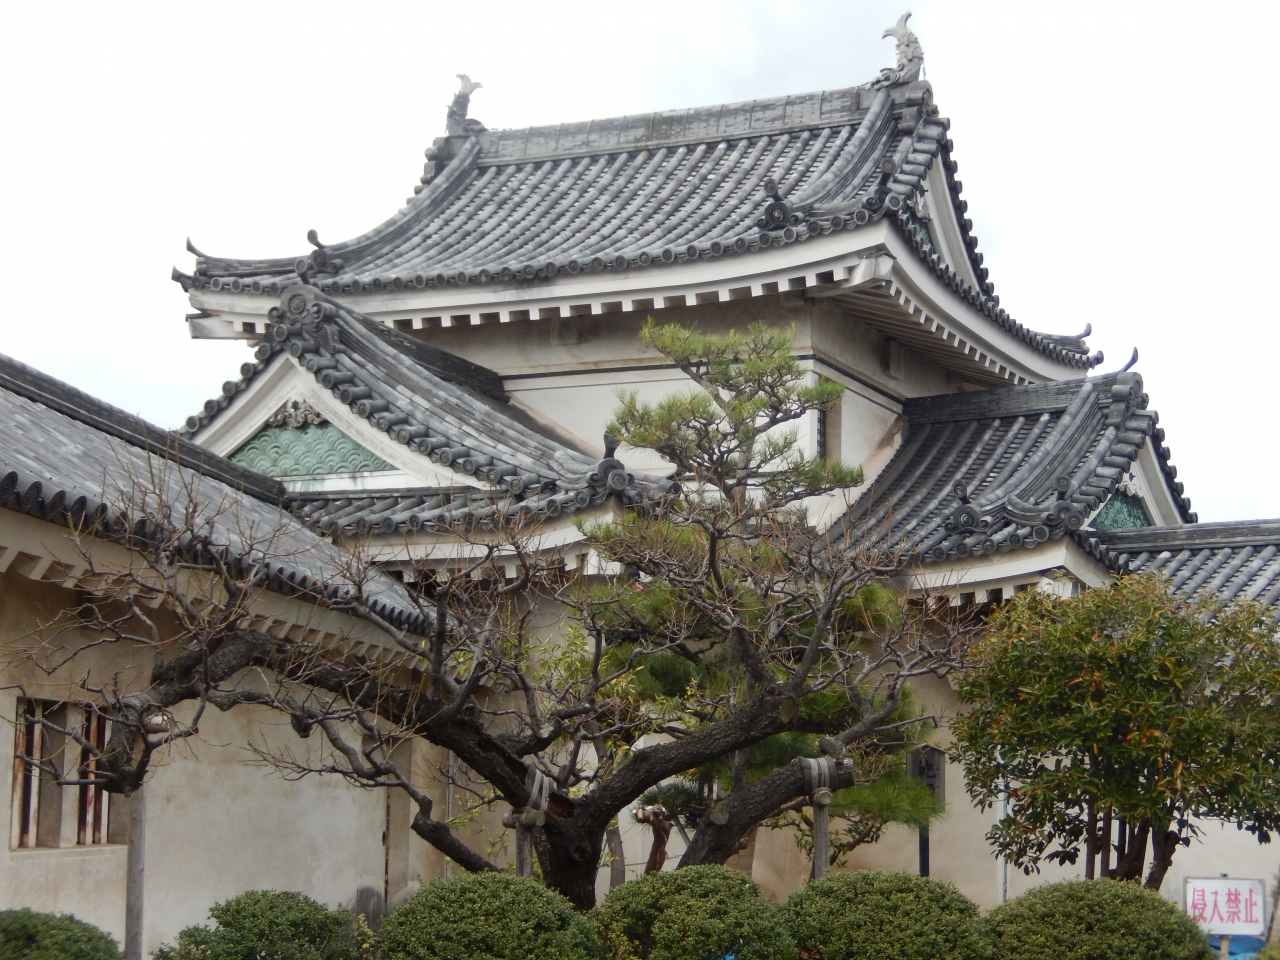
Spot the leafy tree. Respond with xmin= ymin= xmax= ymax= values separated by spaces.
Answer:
xmin=953 ymin=574 xmax=1280 ymax=890
xmin=17 ymin=317 xmax=967 ymax=910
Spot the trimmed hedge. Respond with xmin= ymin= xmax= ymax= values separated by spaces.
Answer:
xmin=380 ymin=873 xmax=602 ymax=960
xmin=985 ymin=880 xmax=1213 ymax=960
xmin=153 ymin=889 xmax=364 ymax=959
xmin=0 ymin=909 xmax=121 ymax=960
xmin=594 ymin=864 xmax=793 ymax=960
xmin=779 ymin=870 xmax=988 ymax=960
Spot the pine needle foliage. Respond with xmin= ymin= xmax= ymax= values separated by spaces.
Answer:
xmin=611 ymin=320 xmax=863 ymax=502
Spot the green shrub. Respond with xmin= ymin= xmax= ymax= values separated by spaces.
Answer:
xmin=985 ymin=879 xmax=1213 ymax=960
xmin=152 ymin=890 xmax=365 ymax=960
xmin=593 ymin=864 xmax=793 ymax=960
xmin=779 ymin=870 xmax=987 ymax=960
xmin=1256 ymin=942 xmax=1280 ymax=960
xmin=0 ymin=909 xmax=121 ymax=960
xmin=380 ymin=872 xmax=602 ymax=960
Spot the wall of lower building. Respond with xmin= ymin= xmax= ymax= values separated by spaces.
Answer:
xmin=135 ymin=703 xmax=387 ymax=953
xmin=9 ymin=536 xmax=1273 ymax=945
xmin=0 ymin=566 xmax=444 ymax=956
xmin=740 ymin=671 xmax=1280 ymax=915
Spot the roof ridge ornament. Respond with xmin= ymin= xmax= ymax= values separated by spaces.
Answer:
xmin=872 ymin=12 xmax=924 ymax=89
xmin=446 ymin=74 xmax=485 ymax=137
xmin=419 ymin=75 xmax=486 ymax=195
xmin=265 ymin=399 xmax=328 ymax=429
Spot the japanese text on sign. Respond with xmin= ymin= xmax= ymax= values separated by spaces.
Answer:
xmin=1184 ymin=877 xmax=1267 ymax=937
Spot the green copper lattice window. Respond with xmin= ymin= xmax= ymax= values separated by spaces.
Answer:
xmin=230 ymin=423 xmax=393 ymax=478
xmin=1092 ymin=491 xmax=1151 ymax=531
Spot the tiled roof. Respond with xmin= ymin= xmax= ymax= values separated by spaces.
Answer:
xmin=838 ymin=372 xmax=1193 ymax=563
xmin=0 ymin=353 xmax=429 ymax=634
xmin=1079 ymin=522 xmax=1280 ymax=607
xmin=286 ymin=483 xmax=663 ymax=539
xmin=174 ymin=64 xmax=1099 ymax=371
xmin=186 ymin=82 xmax=934 ymax=290
xmin=186 ymin=286 xmax=675 ymax=530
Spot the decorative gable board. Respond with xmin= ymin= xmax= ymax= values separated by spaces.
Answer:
xmin=230 ymin=421 xmax=392 ymax=478
xmin=1091 ymin=491 xmax=1151 ymax=531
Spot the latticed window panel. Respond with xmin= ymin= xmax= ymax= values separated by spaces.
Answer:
xmin=1091 ymin=491 xmax=1151 ymax=531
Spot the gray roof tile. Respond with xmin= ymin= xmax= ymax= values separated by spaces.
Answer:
xmin=838 ymin=372 xmax=1193 ymax=562
xmin=175 ymin=74 xmax=1098 ymax=370
xmin=0 ymin=353 xmax=429 ymax=634
xmin=186 ymin=286 xmax=675 ymax=535
xmin=1080 ymin=522 xmax=1280 ymax=608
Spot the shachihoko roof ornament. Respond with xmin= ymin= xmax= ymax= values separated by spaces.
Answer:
xmin=872 ymin=12 xmax=924 ymax=88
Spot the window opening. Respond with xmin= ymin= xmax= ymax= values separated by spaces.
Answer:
xmin=77 ymin=709 xmax=109 ymax=845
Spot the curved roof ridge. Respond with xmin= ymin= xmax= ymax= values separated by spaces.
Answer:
xmin=172 ymin=19 xmax=1099 ymax=372
xmin=473 ymin=83 xmax=885 ymax=166
xmin=0 ymin=351 xmax=283 ymax=504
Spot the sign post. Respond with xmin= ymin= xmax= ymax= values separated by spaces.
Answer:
xmin=1184 ymin=877 xmax=1267 ymax=959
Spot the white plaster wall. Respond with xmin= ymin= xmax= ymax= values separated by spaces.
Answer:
xmin=508 ymin=372 xmax=689 ymax=474
xmin=138 ymin=703 xmax=387 ymax=955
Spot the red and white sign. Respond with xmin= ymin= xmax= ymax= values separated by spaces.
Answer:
xmin=1184 ymin=877 xmax=1267 ymax=937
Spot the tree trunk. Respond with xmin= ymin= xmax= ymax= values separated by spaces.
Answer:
xmin=1099 ymin=811 xmax=1112 ymax=878
xmin=1145 ymin=828 xmax=1179 ymax=891
xmin=1084 ymin=799 xmax=1097 ymax=879
xmin=680 ymin=757 xmax=853 ymax=867
xmin=1114 ymin=821 xmax=1149 ymax=882
xmin=541 ymin=818 xmax=605 ymax=910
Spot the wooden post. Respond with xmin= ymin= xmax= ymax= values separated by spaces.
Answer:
xmin=812 ymin=789 xmax=832 ymax=878
xmin=124 ymin=785 xmax=146 ymax=960
xmin=803 ymin=757 xmax=840 ymax=880
xmin=505 ymin=768 xmax=550 ymax=879
xmin=908 ymin=747 xmax=945 ymax=880
xmin=1219 ymin=934 xmax=1230 ymax=960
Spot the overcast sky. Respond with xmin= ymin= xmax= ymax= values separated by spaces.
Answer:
xmin=2 ymin=1 xmax=1276 ymax=522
